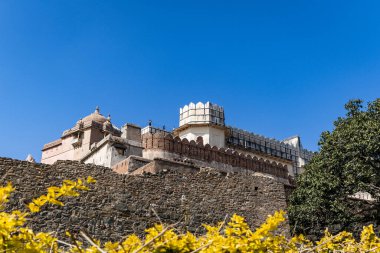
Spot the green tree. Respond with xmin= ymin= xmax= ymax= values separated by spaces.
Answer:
xmin=289 ymin=99 xmax=380 ymax=237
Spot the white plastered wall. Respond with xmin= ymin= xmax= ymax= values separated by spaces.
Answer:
xmin=41 ymin=137 xmax=75 ymax=164
xmin=83 ymin=143 xmax=133 ymax=168
xmin=178 ymin=126 xmax=225 ymax=148
xmin=84 ymin=144 xmax=113 ymax=168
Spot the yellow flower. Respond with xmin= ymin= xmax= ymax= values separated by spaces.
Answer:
xmin=86 ymin=176 xmax=97 ymax=184
xmin=1 ymin=178 xmax=380 ymax=252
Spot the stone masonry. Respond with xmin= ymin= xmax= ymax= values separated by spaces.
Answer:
xmin=0 ymin=157 xmax=288 ymax=242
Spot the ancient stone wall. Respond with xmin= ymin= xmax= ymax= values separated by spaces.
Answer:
xmin=131 ymin=158 xmax=200 ymax=175
xmin=0 ymin=157 xmax=288 ymax=242
xmin=142 ymin=133 xmax=289 ymax=179
xmin=112 ymin=155 xmax=151 ymax=174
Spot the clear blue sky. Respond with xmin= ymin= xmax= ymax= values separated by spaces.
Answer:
xmin=1 ymin=1 xmax=380 ymax=161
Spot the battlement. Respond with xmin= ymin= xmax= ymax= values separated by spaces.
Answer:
xmin=179 ymin=102 xmax=225 ymax=127
xmin=142 ymin=133 xmax=289 ymax=179
xmin=226 ymin=127 xmax=315 ymax=169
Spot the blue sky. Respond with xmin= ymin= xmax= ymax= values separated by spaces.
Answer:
xmin=1 ymin=1 xmax=380 ymax=161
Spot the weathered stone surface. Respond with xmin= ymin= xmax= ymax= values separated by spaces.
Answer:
xmin=0 ymin=157 xmax=288 ymax=242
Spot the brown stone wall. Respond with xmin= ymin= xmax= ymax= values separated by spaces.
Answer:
xmin=112 ymin=155 xmax=151 ymax=174
xmin=121 ymin=124 xmax=142 ymax=142
xmin=0 ymin=157 xmax=288 ymax=242
xmin=142 ymin=133 xmax=289 ymax=179
xmin=131 ymin=158 xmax=200 ymax=175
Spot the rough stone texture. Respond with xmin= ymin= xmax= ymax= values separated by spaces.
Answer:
xmin=0 ymin=157 xmax=288 ymax=242
xmin=112 ymin=155 xmax=152 ymax=174
xmin=131 ymin=158 xmax=200 ymax=175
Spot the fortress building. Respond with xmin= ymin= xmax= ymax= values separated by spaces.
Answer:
xmin=41 ymin=107 xmax=143 ymax=167
xmin=41 ymin=102 xmax=314 ymax=183
xmin=173 ymin=102 xmax=313 ymax=175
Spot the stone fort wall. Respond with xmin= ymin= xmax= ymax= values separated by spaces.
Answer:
xmin=0 ymin=157 xmax=288 ymax=242
xmin=142 ymin=133 xmax=289 ymax=179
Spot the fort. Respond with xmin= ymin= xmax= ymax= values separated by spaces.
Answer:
xmin=0 ymin=102 xmax=315 ymax=239
xmin=40 ymin=102 xmax=314 ymax=183
xmin=0 ymin=157 xmax=289 ymax=241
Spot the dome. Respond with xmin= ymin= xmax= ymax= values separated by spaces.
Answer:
xmin=79 ymin=106 xmax=107 ymax=124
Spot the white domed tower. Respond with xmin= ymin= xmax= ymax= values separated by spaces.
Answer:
xmin=174 ymin=102 xmax=226 ymax=147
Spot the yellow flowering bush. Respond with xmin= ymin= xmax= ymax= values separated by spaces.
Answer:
xmin=0 ymin=177 xmax=96 ymax=252
xmin=0 ymin=178 xmax=379 ymax=252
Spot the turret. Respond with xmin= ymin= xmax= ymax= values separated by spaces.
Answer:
xmin=175 ymin=102 xmax=227 ymax=148
xmin=179 ymin=102 xmax=225 ymax=127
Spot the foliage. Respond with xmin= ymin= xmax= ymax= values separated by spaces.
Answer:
xmin=1 ymin=179 xmax=380 ymax=252
xmin=0 ymin=177 xmax=96 ymax=252
xmin=289 ymin=99 xmax=380 ymax=236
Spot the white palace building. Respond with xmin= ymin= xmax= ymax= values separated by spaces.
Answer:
xmin=41 ymin=102 xmax=315 ymax=178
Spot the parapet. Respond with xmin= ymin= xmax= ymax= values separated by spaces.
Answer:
xmin=179 ymin=102 xmax=225 ymax=127
xmin=226 ymin=127 xmax=315 ymax=163
xmin=142 ymin=133 xmax=289 ymax=179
